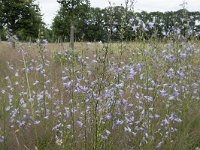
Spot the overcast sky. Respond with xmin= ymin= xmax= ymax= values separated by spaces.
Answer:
xmin=35 ymin=0 xmax=200 ymax=27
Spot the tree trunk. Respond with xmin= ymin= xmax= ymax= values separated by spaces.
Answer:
xmin=11 ymin=40 xmax=16 ymax=48
xmin=0 ymin=31 xmax=1 ymax=43
xmin=11 ymin=36 xmax=16 ymax=48
xmin=69 ymin=21 xmax=75 ymax=50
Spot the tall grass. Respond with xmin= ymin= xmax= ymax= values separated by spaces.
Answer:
xmin=0 ymin=3 xmax=200 ymax=149
xmin=0 ymin=36 xmax=199 ymax=150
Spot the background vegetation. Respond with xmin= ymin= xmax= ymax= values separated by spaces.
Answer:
xmin=0 ymin=0 xmax=200 ymax=42
xmin=0 ymin=0 xmax=200 ymax=150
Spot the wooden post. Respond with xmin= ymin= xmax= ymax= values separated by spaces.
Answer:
xmin=69 ymin=21 xmax=75 ymax=50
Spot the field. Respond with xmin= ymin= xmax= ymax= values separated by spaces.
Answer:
xmin=0 ymin=39 xmax=200 ymax=150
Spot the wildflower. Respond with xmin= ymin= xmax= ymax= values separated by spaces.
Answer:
xmin=180 ymin=53 xmax=187 ymax=60
xmin=140 ymin=74 xmax=144 ymax=80
xmin=77 ymin=121 xmax=83 ymax=128
xmin=129 ymin=18 xmax=134 ymax=24
xmin=144 ymin=96 xmax=153 ymax=102
xmin=65 ymin=124 xmax=71 ymax=129
xmin=128 ymin=103 xmax=134 ymax=107
xmin=5 ymin=76 xmax=9 ymax=80
xmin=98 ymin=41 xmax=102 ymax=44
xmin=116 ymin=119 xmax=124 ymax=125
xmin=124 ymin=126 xmax=132 ymax=133
xmin=169 ymin=95 xmax=175 ymax=101
xmin=119 ymin=90 xmax=124 ymax=96
xmin=15 ymin=82 xmax=19 ymax=85
xmin=177 ymin=71 xmax=185 ymax=78
xmin=37 ymin=93 xmax=43 ymax=101
xmin=62 ymin=76 xmax=68 ymax=80
xmin=195 ymin=20 xmax=200 ymax=26
xmin=104 ymin=89 xmax=113 ymax=99
xmin=34 ymin=120 xmax=41 ymax=125
xmin=156 ymin=141 xmax=163 ymax=148
xmin=168 ymin=55 xmax=175 ymax=63
xmin=106 ymin=113 xmax=112 ymax=120
xmin=136 ymin=63 xmax=142 ymax=71
xmin=160 ymin=89 xmax=168 ymax=97
xmin=45 ymin=80 xmax=51 ymax=84
xmin=78 ymin=86 xmax=88 ymax=92
xmin=188 ymin=29 xmax=193 ymax=36
xmin=54 ymin=89 xmax=59 ymax=92
xmin=105 ymin=129 xmax=111 ymax=135
xmin=5 ymin=106 xmax=11 ymax=111
xmin=151 ymin=80 xmax=156 ymax=86
xmin=148 ymin=22 xmax=154 ymax=29
xmin=41 ymin=39 xmax=48 ymax=46
xmin=1 ymin=90 xmax=5 ymax=94
xmin=15 ymin=71 xmax=19 ymax=77
xmin=92 ymin=59 xmax=97 ymax=63
xmin=155 ymin=114 xmax=160 ymax=118
xmin=0 ymin=136 xmax=4 ymax=143
xmin=142 ymin=23 xmax=148 ymax=31
xmin=122 ymin=99 xmax=128 ymax=105
xmin=116 ymin=83 xmax=124 ymax=89
xmin=136 ymin=16 xmax=142 ymax=24
xmin=173 ymin=87 xmax=179 ymax=96
xmin=63 ymin=81 xmax=72 ymax=88
xmin=99 ymin=134 xmax=107 ymax=140
xmin=162 ymin=119 xmax=169 ymax=125
xmin=29 ymin=97 xmax=34 ymax=103
xmin=162 ymin=31 xmax=167 ymax=36
xmin=10 ymin=109 xmax=18 ymax=119
xmin=132 ymin=24 xmax=138 ymax=32
xmin=35 ymin=39 xmax=40 ymax=44
xmin=134 ymin=126 xmax=140 ymax=131
xmin=174 ymin=118 xmax=182 ymax=123
xmin=8 ymin=94 xmax=13 ymax=101
xmin=18 ymin=120 xmax=26 ymax=127
xmin=45 ymin=91 xmax=51 ymax=99
xmin=12 ymin=35 xmax=18 ymax=41
xmin=55 ymin=138 xmax=63 ymax=146
xmin=128 ymin=69 xmax=136 ymax=79
xmin=144 ymin=49 xmax=148 ymax=54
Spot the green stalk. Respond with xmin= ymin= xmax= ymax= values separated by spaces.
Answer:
xmin=20 ymin=46 xmax=38 ymax=147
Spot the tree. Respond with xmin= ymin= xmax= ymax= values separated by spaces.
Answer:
xmin=0 ymin=0 xmax=4 ymax=41
xmin=57 ymin=0 xmax=90 ymax=49
xmin=52 ymin=6 xmax=71 ymax=42
xmin=1 ymin=0 xmax=42 ymax=41
xmin=84 ymin=7 xmax=107 ymax=41
xmin=52 ymin=5 xmax=200 ymax=42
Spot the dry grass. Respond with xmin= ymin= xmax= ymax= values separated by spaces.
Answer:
xmin=0 ymin=40 xmax=200 ymax=150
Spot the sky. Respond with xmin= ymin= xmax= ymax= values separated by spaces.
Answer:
xmin=35 ymin=0 xmax=200 ymax=27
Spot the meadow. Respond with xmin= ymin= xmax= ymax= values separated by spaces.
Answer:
xmin=0 ymin=38 xmax=200 ymax=150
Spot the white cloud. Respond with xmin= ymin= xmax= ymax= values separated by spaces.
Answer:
xmin=35 ymin=0 xmax=200 ymax=26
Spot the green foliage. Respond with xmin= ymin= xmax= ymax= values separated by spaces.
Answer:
xmin=56 ymin=0 xmax=90 ymax=49
xmin=52 ymin=5 xmax=200 ymax=42
xmin=37 ymin=134 xmax=54 ymax=150
xmin=54 ymin=49 xmax=79 ymax=65
xmin=57 ymin=0 xmax=90 ymax=18
xmin=51 ymin=6 xmax=71 ymax=42
xmin=0 ymin=0 xmax=4 ymax=40
xmin=0 ymin=0 xmax=42 ymax=41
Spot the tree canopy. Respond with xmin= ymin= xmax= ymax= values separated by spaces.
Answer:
xmin=0 ymin=0 xmax=42 ymax=41
xmin=0 ymin=1 xmax=200 ymax=42
xmin=57 ymin=0 xmax=90 ymax=49
xmin=51 ymin=5 xmax=200 ymax=42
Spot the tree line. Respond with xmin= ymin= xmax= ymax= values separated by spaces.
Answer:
xmin=0 ymin=0 xmax=200 ymax=43
xmin=52 ymin=5 xmax=200 ymax=42
xmin=0 ymin=0 xmax=43 ymax=41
